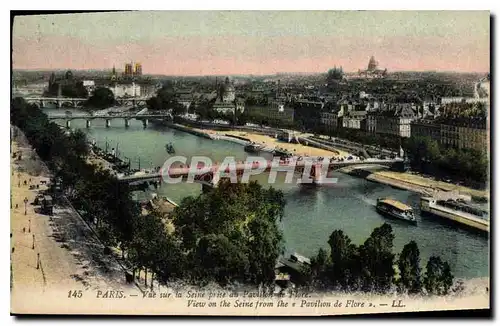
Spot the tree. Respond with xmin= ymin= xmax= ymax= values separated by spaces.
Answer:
xmin=309 ymin=247 xmax=330 ymax=285
xmin=87 ymin=87 xmax=115 ymax=108
xmin=424 ymin=256 xmax=454 ymax=295
xmin=171 ymin=179 xmax=285 ymax=286
xmin=147 ymin=85 xmax=185 ymax=114
xmin=246 ymin=216 xmax=283 ymax=285
xmin=193 ymin=233 xmax=249 ymax=286
xmin=397 ymin=241 xmax=422 ymax=294
xmin=327 ymin=230 xmax=358 ymax=290
xmin=358 ymin=223 xmax=395 ymax=293
xmin=67 ymin=129 xmax=89 ymax=158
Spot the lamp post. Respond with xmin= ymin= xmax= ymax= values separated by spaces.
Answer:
xmin=24 ymin=197 xmax=28 ymax=216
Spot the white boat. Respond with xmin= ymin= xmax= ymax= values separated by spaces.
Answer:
xmin=376 ymin=198 xmax=417 ymax=224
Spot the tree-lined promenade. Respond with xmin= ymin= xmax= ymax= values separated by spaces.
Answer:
xmin=11 ymin=96 xmax=456 ymax=295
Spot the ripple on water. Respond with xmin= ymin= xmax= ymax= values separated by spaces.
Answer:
xmin=50 ymin=114 xmax=489 ymax=279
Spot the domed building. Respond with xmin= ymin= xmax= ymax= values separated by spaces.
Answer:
xmin=357 ymin=56 xmax=387 ymax=79
xmin=213 ymin=77 xmax=244 ymax=114
xmin=218 ymin=77 xmax=236 ymax=103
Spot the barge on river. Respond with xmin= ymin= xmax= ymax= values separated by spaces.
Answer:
xmin=420 ymin=197 xmax=489 ymax=234
xmin=244 ymin=142 xmax=265 ymax=153
xmin=376 ymin=198 xmax=417 ymax=224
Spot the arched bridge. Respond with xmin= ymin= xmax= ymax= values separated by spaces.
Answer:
xmin=117 ymin=157 xmax=404 ymax=192
xmin=47 ymin=111 xmax=171 ymax=128
xmin=25 ymin=97 xmax=87 ymax=108
xmin=23 ymin=96 xmax=150 ymax=108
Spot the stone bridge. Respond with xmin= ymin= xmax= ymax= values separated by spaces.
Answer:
xmin=24 ymin=96 xmax=150 ymax=108
xmin=118 ymin=158 xmax=404 ymax=192
xmin=47 ymin=112 xmax=171 ymax=129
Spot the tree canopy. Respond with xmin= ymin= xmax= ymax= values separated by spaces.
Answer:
xmin=172 ymin=179 xmax=286 ymax=286
xmin=306 ymin=222 xmax=454 ymax=296
xmin=146 ymin=85 xmax=186 ymax=115
xmin=87 ymin=87 xmax=116 ymax=109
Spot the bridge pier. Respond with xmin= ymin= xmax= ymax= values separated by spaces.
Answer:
xmin=105 ymin=119 xmax=111 ymax=128
xmin=142 ymin=119 xmax=148 ymax=129
xmin=125 ymin=119 xmax=130 ymax=128
xmin=311 ymin=164 xmax=321 ymax=184
xmin=65 ymin=120 xmax=71 ymax=129
xmin=86 ymin=120 xmax=91 ymax=128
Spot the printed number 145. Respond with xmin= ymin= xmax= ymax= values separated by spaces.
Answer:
xmin=68 ymin=290 xmax=83 ymax=298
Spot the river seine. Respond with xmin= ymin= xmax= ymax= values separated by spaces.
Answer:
xmin=48 ymin=109 xmax=488 ymax=278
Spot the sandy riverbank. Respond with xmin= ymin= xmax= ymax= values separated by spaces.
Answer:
xmin=357 ymin=169 xmax=490 ymax=201
xmin=198 ymin=129 xmax=350 ymax=158
xmin=199 ymin=128 xmax=488 ymax=201
xmin=372 ymin=171 xmax=489 ymax=200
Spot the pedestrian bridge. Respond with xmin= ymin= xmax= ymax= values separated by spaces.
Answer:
xmin=117 ymin=157 xmax=404 ymax=192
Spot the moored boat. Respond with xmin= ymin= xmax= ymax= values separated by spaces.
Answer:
xmin=420 ymin=197 xmax=489 ymax=234
xmin=244 ymin=142 xmax=265 ymax=153
xmin=376 ymin=198 xmax=417 ymax=224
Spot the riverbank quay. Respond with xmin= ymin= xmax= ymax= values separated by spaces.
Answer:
xmin=10 ymin=138 xmax=81 ymax=296
xmin=308 ymin=135 xmax=397 ymax=157
xmin=10 ymin=127 xmax=144 ymax=310
xmin=150 ymin=118 xmax=348 ymax=158
xmin=340 ymin=165 xmax=489 ymax=203
xmin=217 ymin=130 xmax=348 ymax=158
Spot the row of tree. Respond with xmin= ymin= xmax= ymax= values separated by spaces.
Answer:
xmin=11 ymin=97 xmax=287 ymax=287
xmin=146 ymin=85 xmax=186 ymax=115
xmin=11 ymin=97 xmax=137 ymax=250
xmin=45 ymin=80 xmax=88 ymax=98
xmin=402 ymin=136 xmax=488 ymax=185
xmin=313 ymin=124 xmax=402 ymax=150
xmin=306 ymin=223 xmax=455 ymax=295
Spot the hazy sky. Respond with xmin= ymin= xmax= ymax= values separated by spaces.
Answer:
xmin=12 ymin=11 xmax=490 ymax=75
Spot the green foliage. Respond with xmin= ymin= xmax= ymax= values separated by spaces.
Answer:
xmin=11 ymin=96 xmax=136 ymax=252
xmin=327 ymin=230 xmax=359 ymax=290
xmin=402 ymin=136 xmax=488 ymax=184
xmin=309 ymin=223 xmax=454 ymax=296
xmin=424 ymin=256 xmax=454 ymax=295
xmin=314 ymin=122 xmax=402 ymax=151
xmin=358 ymin=223 xmax=396 ymax=293
xmin=128 ymin=213 xmax=185 ymax=282
xmin=87 ymin=87 xmax=115 ymax=109
xmin=192 ymin=233 xmax=249 ymax=285
xmin=147 ymin=85 xmax=186 ymax=115
xmin=46 ymin=80 xmax=88 ymax=98
xmin=171 ymin=179 xmax=285 ymax=286
xmin=397 ymin=241 xmax=422 ymax=294
xmin=309 ymin=248 xmax=330 ymax=283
